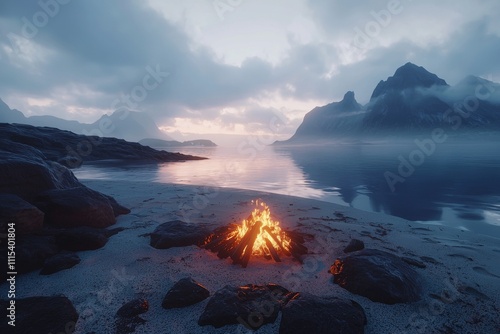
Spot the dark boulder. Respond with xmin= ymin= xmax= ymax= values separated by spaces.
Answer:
xmin=330 ymin=249 xmax=422 ymax=304
xmin=55 ymin=227 xmax=110 ymax=251
xmin=343 ymin=239 xmax=365 ymax=253
xmin=198 ymin=283 xmax=294 ymax=330
xmin=162 ymin=277 xmax=210 ymax=309
xmin=116 ymin=298 xmax=149 ymax=318
xmin=279 ymin=293 xmax=366 ymax=334
xmin=0 ymin=138 xmax=130 ymax=229
xmin=105 ymin=194 xmax=131 ymax=216
xmin=40 ymin=252 xmax=81 ymax=275
xmin=0 ymin=141 xmax=81 ymax=201
xmin=150 ymin=220 xmax=210 ymax=249
xmin=115 ymin=299 xmax=149 ymax=333
xmin=16 ymin=235 xmax=59 ymax=274
xmin=0 ymin=193 xmax=44 ymax=235
xmin=0 ymin=296 xmax=78 ymax=334
xmin=37 ymin=187 xmax=117 ymax=228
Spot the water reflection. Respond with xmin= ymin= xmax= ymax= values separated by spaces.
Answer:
xmin=155 ymin=147 xmax=327 ymax=199
xmin=74 ymin=143 xmax=500 ymax=236
xmin=276 ymin=142 xmax=500 ymax=235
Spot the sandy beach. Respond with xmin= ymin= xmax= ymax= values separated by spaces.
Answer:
xmin=11 ymin=180 xmax=500 ymax=333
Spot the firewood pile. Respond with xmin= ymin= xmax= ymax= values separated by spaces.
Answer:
xmin=202 ymin=204 xmax=309 ymax=268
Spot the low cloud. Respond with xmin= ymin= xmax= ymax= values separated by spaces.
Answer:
xmin=0 ymin=0 xmax=499 ymax=136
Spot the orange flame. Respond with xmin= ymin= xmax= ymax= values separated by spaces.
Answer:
xmin=229 ymin=200 xmax=291 ymax=256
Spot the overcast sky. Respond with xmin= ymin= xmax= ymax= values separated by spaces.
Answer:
xmin=1 ymin=0 xmax=499 ymax=141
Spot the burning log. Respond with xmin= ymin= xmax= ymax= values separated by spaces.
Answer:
xmin=230 ymin=221 xmax=262 ymax=264
xmin=201 ymin=200 xmax=309 ymax=267
xmin=264 ymin=237 xmax=281 ymax=262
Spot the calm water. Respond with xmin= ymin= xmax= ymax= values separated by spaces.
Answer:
xmin=74 ymin=142 xmax=500 ymax=237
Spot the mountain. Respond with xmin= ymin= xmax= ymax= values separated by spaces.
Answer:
xmin=370 ymin=62 xmax=448 ymax=100
xmin=86 ymin=110 xmax=171 ymax=142
xmin=279 ymin=62 xmax=500 ymax=143
xmin=0 ymin=100 xmax=193 ymax=143
xmin=285 ymin=91 xmax=365 ymax=143
xmin=0 ymin=98 xmax=26 ymax=123
xmin=139 ymin=138 xmax=217 ymax=148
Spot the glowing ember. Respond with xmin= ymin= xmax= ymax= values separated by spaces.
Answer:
xmin=202 ymin=200 xmax=308 ymax=267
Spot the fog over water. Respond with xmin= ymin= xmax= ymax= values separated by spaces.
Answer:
xmin=75 ymin=141 xmax=500 ymax=238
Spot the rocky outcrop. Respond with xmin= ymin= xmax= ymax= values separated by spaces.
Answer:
xmin=329 ymin=249 xmax=422 ymax=304
xmin=0 ymin=123 xmax=205 ymax=168
xmin=150 ymin=220 xmax=211 ymax=249
xmin=162 ymin=277 xmax=210 ymax=309
xmin=0 ymin=140 xmax=81 ymax=201
xmin=279 ymin=293 xmax=366 ymax=334
xmin=140 ymin=138 xmax=217 ymax=148
xmin=198 ymin=284 xmax=294 ymax=329
xmin=0 ymin=134 xmax=130 ymax=279
xmin=0 ymin=125 xmax=130 ymax=229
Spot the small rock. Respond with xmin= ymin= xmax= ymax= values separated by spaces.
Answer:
xmin=330 ymin=249 xmax=421 ymax=304
xmin=40 ymin=252 xmax=81 ymax=275
xmin=279 ymin=293 xmax=366 ymax=334
xmin=115 ymin=299 xmax=149 ymax=334
xmin=343 ymin=239 xmax=364 ymax=253
xmin=198 ymin=283 xmax=294 ymax=329
xmin=150 ymin=220 xmax=210 ymax=249
xmin=162 ymin=277 xmax=210 ymax=309
xmin=0 ymin=296 xmax=78 ymax=334
xmin=116 ymin=298 xmax=149 ymax=318
xmin=56 ymin=227 xmax=109 ymax=251
xmin=0 ymin=193 xmax=44 ymax=235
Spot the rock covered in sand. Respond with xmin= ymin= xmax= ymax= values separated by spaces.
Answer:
xmin=162 ymin=277 xmax=210 ymax=309
xmin=198 ymin=283 xmax=294 ymax=330
xmin=330 ymin=249 xmax=422 ymax=304
xmin=150 ymin=220 xmax=211 ymax=249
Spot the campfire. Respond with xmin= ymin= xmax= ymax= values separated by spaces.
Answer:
xmin=202 ymin=200 xmax=308 ymax=267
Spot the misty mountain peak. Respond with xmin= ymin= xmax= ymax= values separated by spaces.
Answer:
xmin=338 ymin=91 xmax=360 ymax=111
xmin=458 ymin=75 xmax=494 ymax=87
xmin=371 ymin=62 xmax=448 ymax=100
